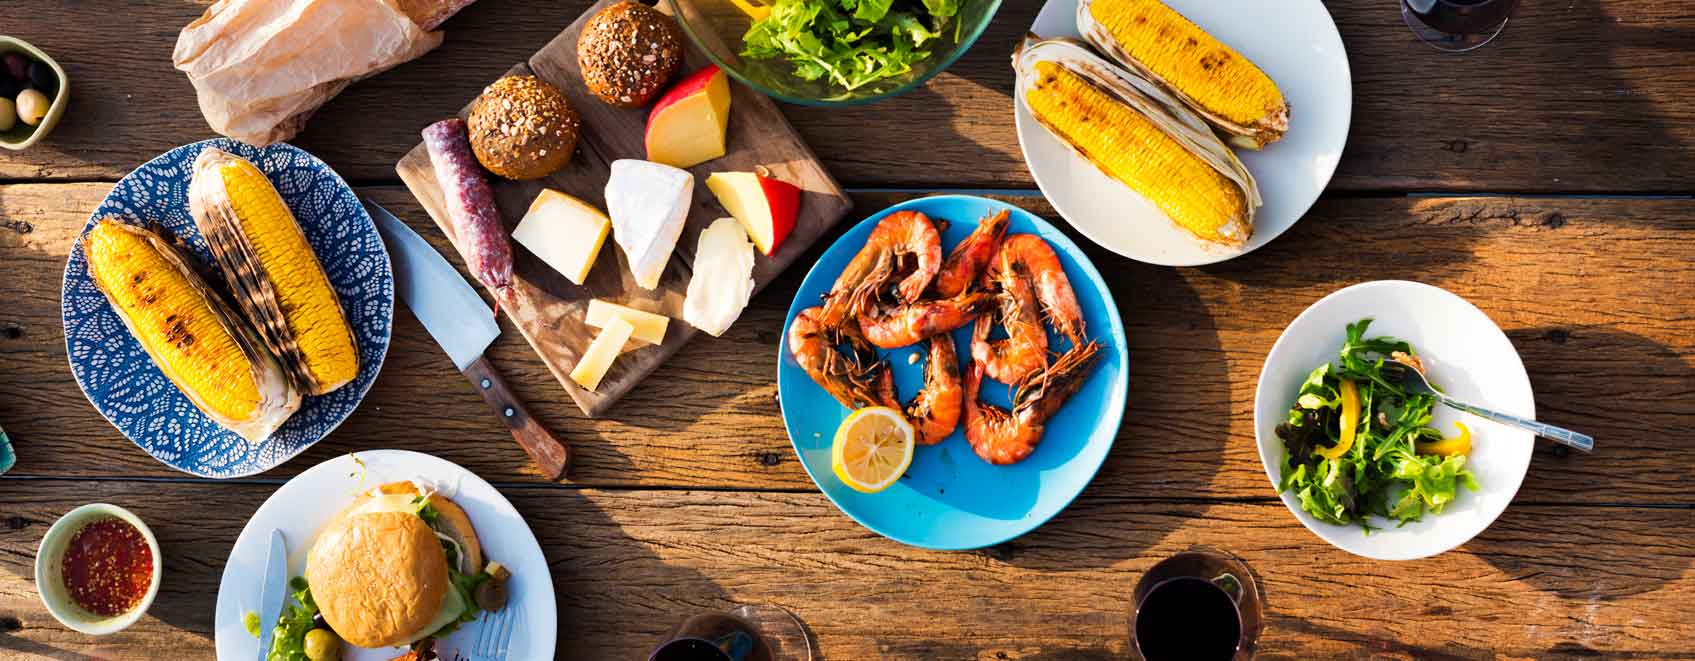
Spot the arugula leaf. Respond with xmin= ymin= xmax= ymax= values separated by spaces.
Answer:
xmin=740 ymin=0 xmax=964 ymax=92
xmin=1277 ymin=319 xmax=1479 ymax=529
xmin=245 ymin=577 xmax=318 ymax=661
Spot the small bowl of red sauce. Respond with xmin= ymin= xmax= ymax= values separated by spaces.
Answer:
xmin=34 ymin=504 xmax=161 ymax=634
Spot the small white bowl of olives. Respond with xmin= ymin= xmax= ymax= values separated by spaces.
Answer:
xmin=0 ymin=36 xmax=68 ymax=151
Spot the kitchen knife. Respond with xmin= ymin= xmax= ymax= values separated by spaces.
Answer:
xmin=364 ymin=198 xmax=571 ymax=479
xmin=255 ymin=529 xmax=287 ymax=660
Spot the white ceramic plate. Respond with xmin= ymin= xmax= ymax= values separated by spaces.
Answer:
xmin=214 ymin=450 xmax=556 ymax=659
xmin=1254 ymin=281 xmax=1536 ymax=560
xmin=1017 ymin=0 xmax=1352 ymax=266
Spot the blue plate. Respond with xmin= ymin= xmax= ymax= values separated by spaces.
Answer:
xmin=778 ymin=195 xmax=1128 ymax=550
xmin=61 ymin=139 xmax=393 ymax=478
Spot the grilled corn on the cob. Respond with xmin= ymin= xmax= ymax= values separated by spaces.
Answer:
xmin=189 ymin=148 xmax=359 ymax=396
xmin=1078 ymin=0 xmax=1288 ymax=149
xmin=1014 ymin=36 xmax=1259 ymax=248
xmin=82 ymin=219 xmax=300 ymax=442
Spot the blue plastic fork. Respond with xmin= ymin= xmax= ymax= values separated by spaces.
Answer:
xmin=473 ymin=603 xmax=520 ymax=660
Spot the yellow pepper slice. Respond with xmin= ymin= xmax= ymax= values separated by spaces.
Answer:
xmin=730 ymin=0 xmax=773 ymax=20
xmin=1316 ymin=378 xmax=1359 ymax=460
xmin=1417 ymin=421 xmax=1473 ymax=457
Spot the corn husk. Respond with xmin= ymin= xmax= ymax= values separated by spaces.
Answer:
xmin=1077 ymin=0 xmax=1288 ymax=150
xmin=82 ymin=219 xmax=300 ymax=442
xmin=189 ymin=148 xmax=360 ymax=396
xmin=1014 ymin=35 xmax=1260 ymax=249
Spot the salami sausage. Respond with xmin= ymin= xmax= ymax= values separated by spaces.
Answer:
xmin=422 ymin=118 xmax=515 ymax=306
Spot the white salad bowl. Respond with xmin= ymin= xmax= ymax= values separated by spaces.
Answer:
xmin=1254 ymin=281 xmax=1536 ymax=560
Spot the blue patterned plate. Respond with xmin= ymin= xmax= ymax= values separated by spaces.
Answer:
xmin=61 ymin=139 xmax=393 ymax=478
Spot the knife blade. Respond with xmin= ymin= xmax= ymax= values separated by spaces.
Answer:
xmin=364 ymin=198 xmax=571 ymax=479
xmin=255 ymin=529 xmax=287 ymax=660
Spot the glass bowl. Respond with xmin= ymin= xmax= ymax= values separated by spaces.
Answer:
xmin=666 ymin=0 xmax=1003 ymax=106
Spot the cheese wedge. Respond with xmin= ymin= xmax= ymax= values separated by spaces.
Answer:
xmin=605 ymin=159 xmax=692 ymax=290
xmin=586 ymin=299 xmax=669 ymax=345
xmin=512 ymin=189 xmax=610 ymax=285
xmin=571 ymin=317 xmax=635 ymax=392
xmin=682 ymin=218 xmax=756 ymax=337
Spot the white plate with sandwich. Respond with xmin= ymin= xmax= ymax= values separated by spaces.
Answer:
xmin=1015 ymin=0 xmax=1352 ymax=266
xmin=214 ymin=450 xmax=555 ymax=660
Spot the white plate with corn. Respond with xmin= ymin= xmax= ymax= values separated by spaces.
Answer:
xmin=1015 ymin=0 xmax=1352 ymax=266
xmin=62 ymin=139 xmax=393 ymax=478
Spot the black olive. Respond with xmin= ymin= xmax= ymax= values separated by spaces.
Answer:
xmin=26 ymin=62 xmax=53 ymax=96
xmin=311 ymin=612 xmax=328 ymax=630
xmin=0 ymin=76 xmax=18 ymax=98
xmin=2 ymin=54 xmax=26 ymax=83
xmin=473 ymin=579 xmax=509 ymax=611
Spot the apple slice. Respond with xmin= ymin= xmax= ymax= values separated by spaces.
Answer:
xmin=706 ymin=166 xmax=800 ymax=256
xmin=645 ymin=65 xmax=732 ymax=169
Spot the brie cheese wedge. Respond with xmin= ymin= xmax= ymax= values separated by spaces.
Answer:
xmin=605 ymin=159 xmax=693 ymax=290
xmin=683 ymin=218 xmax=756 ymax=337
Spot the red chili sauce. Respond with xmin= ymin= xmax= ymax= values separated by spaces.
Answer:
xmin=60 ymin=518 xmax=153 ymax=616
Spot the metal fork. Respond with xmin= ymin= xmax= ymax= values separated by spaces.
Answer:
xmin=473 ymin=602 xmax=520 ymax=660
xmin=1384 ymin=358 xmax=1595 ymax=453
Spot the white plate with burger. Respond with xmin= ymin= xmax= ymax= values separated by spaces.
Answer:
xmin=214 ymin=450 xmax=556 ymax=660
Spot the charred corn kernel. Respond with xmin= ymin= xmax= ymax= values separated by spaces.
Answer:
xmin=1026 ymin=61 xmax=1247 ymax=243
xmin=1082 ymin=0 xmax=1287 ymax=146
xmin=82 ymin=220 xmax=300 ymax=441
xmin=189 ymin=148 xmax=359 ymax=396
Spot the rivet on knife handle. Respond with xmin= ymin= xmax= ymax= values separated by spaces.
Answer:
xmin=462 ymin=355 xmax=571 ymax=479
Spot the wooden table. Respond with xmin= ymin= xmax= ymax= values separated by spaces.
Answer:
xmin=4 ymin=1 xmax=1693 ymax=658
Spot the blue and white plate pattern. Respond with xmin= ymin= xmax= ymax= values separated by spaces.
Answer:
xmin=61 ymin=139 xmax=393 ymax=478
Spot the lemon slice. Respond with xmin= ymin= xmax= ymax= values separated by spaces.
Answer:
xmin=831 ymin=407 xmax=915 ymax=494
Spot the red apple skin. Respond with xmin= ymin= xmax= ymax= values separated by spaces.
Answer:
xmin=756 ymin=173 xmax=800 ymax=255
xmin=645 ymin=64 xmax=723 ymax=136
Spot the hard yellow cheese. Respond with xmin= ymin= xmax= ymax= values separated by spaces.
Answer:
xmin=585 ymin=299 xmax=669 ymax=345
xmin=570 ymin=317 xmax=634 ymax=392
xmin=511 ymin=189 xmax=609 ymax=285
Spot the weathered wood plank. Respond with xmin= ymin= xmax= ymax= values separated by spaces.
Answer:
xmin=0 ymin=481 xmax=1690 ymax=659
xmin=3 ymin=1 xmax=1695 ymax=192
xmin=3 ymin=185 xmax=1692 ymax=505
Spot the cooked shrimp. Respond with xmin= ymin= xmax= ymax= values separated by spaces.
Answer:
xmin=789 ymin=306 xmax=898 ymax=410
xmin=993 ymin=234 xmax=1085 ymax=344
xmin=858 ymin=291 xmax=990 ymax=349
xmin=933 ymin=210 xmax=1010 ymax=298
xmin=972 ymin=252 xmax=1048 ymax=384
xmin=905 ymin=337 xmax=962 ymax=445
xmin=819 ymin=211 xmax=942 ymax=326
xmin=964 ymin=340 xmax=1101 ymax=465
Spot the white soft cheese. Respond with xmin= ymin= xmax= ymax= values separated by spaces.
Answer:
xmin=604 ymin=159 xmax=692 ymax=290
xmin=682 ymin=218 xmax=756 ymax=337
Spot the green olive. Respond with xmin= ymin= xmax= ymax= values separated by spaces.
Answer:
xmin=303 ymin=628 xmax=341 ymax=661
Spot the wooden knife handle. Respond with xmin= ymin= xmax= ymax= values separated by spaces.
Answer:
xmin=461 ymin=355 xmax=571 ymax=480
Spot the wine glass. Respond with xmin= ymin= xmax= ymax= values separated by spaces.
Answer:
xmin=1402 ymin=0 xmax=1520 ymax=52
xmin=648 ymin=604 xmax=813 ymax=661
xmin=1129 ymin=548 xmax=1265 ymax=661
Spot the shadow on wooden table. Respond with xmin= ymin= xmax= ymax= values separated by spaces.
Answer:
xmin=1473 ymin=326 xmax=1694 ymax=601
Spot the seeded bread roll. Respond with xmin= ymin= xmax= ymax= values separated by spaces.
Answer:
xmin=467 ymin=75 xmax=580 ymax=180
xmin=577 ymin=1 xmax=684 ymax=108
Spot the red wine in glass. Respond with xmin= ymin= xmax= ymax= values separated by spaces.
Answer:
xmin=648 ymin=605 xmax=813 ymax=661
xmin=1402 ymin=0 xmax=1520 ymax=52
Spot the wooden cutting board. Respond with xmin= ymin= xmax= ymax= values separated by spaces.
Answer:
xmin=396 ymin=0 xmax=852 ymax=417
